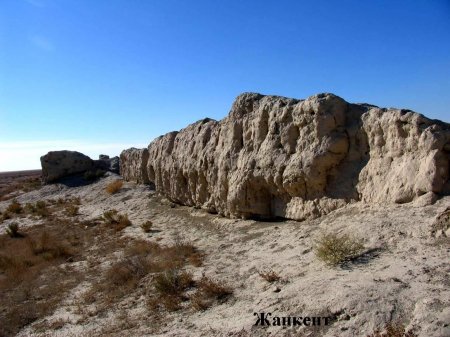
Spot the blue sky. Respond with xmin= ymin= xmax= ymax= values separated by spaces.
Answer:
xmin=1 ymin=0 xmax=449 ymax=171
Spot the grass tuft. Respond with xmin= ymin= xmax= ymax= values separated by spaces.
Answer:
xmin=140 ymin=220 xmax=153 ymax=233
xmin=24 ymin=200 xmax=51 ymax=218
xmin=102 ymin=209 xmax=132 ymax=231
xmin=106 ymin=180 xmax=123 ymax=194
xmin=315 ymin=232 xmax=364 ymax=266
xmin=65 ymin=204 xmax=79 ymax=217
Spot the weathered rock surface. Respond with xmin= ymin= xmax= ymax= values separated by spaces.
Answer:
xmin=95 ymin=155 xmax=120 ymax=174
xmin=431 ymin=206 xmax=450 ymax=238
xmin=121 ymin=93 xmax=450 ymax=220
xmin=41 ymin=151 xmax=120 ymax=183
xmin=41 ymin=151 xmax=95 ymax=183
xmin=119 ymin=148 xmax=149 ymax=184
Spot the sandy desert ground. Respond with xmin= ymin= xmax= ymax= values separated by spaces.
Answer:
xmin=0 ymin=172 xmax=449 ymax=337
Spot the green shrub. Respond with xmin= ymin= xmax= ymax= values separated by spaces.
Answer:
xmin=315 ymin=232 xmax=364 ymax=266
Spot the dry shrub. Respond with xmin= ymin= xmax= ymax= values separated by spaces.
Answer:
xmin=1 ymin=211 xmax=11 ymax=222
xmin=6 ymin=223 xmax=21 ymax=238
xmin=102 ymin=209 xmax=131 ymax=231
xmin=197 ymin=276 xmax=232 ymax=300
xmin=190 ymin=291 xmax=210 ymax=311
xmin=0 ymin=221 xmax=83 ymax=336
xmin=36 ymin=200 xmax=50 ymax=217
xmin=24 ymin=203 xmax=35 ymax=213
xmin=188 ymin=252 xmax=204 ymax=267
xmin=124 ymin=240 xmax=160 ymax=257
xmin=191 ymin=276 xmax=232 ymax=311
xmin=24 ymin=200 xmax=51 ymax=218
xmin=140 ymin=220 xmax=153 ymax=233
xmin=27 ymin=231 xmax=74 ymax=260
xmin=258 ymin=269 xmax=281 ymax=283
xmin=84 ymin=240 xmax=161 ymax=307
xmin=171 ymin=234 xmax=204 ymax=267
xmin=105 ymin=257 xmax=153 ymax=287
xmin=157 ymin=294 xmax=183 ymax=312
xmin=315 ymin=232 xmax=364 ymax=266
xmin=85 ymin=238 xmax=205 ymax=315
xmin=367 ymin=322 xmax=418 ymax=337
xmin=65 ymin=204 xmax=79 ymax=217
xmin=106 ymin=180 xmax=123 ymax=194
xmin=6 ymin=199 xmax=22 ymax=214
xmin=154 ymin=269 xmax=194 ymax=297
xmin=152 ymin=269 xmax=194 ymax=311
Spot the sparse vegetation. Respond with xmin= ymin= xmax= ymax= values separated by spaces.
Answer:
xmin=315 ymin=232 xmax=365 ymax=266
xmin=106 ymin=180 xmax=123 ymax=194
xmin=6 ymin=199 xmax=22 ymax=214
xmin=258 ymin=269 xmax=281 ymax=283
xmin=27 ymin=231 xmax=74 ymax=260
xmin=82 ymin=236 xmax=215 ymax=317
xmin=24 ymin=200 xmax=51 ymax=218
xmin=154 ymin=269 xmax=195 ymax=296
xmin=1 ymin=211 xmax=11 ymax=222
xmin=141 ymin=220 xmax=153 ymax=233
xmin=6 ymin=223 xmax=20 ymax=238
xmin=36 ymin=200 xmax=50 ymax=217
xmin=152 ymin=269 xmax=194 ymax=311
xmin=65 ymin=204 xmax=79 ymax=216
xmin=190 ymin=277 xmax=233 ymax=311
xmin=367 ymin=322 xmax=418 ymax=337
xmin=56 ymin=197 xmax=65 ymax=205
xmin=0 ymin=220 xmax=84 ymax=336
xmin=102 ymin=209 xmax=132 ymax=231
